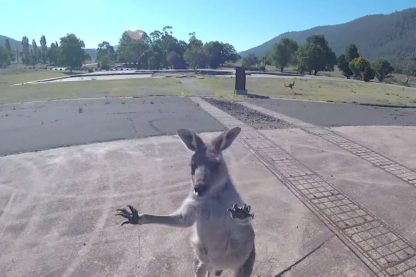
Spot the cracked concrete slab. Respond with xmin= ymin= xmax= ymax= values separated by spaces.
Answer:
xmin=282 ymin=236 xmax=375 ymax=277
xmin=0 ymin=132 xmax=372 ymax=276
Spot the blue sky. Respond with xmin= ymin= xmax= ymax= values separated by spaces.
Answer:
xmin=1 ymin=0 xmax=415 ymax=51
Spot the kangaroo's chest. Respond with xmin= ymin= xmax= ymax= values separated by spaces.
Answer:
xmin=194 ymin=198 xmax=243 ymax=244
xmin=191 ymin=199 xmax=254 ymax=267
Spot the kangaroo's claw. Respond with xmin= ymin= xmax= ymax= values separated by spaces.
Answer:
xmin=228 ymin=203 xmax=254 ymax=220
xmin=116 ymin=205 xmax=140 ymax=225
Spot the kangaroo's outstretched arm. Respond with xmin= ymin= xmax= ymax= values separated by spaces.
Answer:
xmin=139 ymin=213 xmax=194 ymax=227
xmin=116 ymin=200 xmax=197 ymax=228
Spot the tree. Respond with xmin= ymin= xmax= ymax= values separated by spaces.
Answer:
xmin=187 ymin=33 xmax=203 ymax=49
xmin=373 ymin=59 xmax=394 ymax=82
xmin=203 ymin=41 xmax=238 ymax=69
xmin=22 ymin=36 xmax=30 ymax=64
xmin=4 ymin=39 xmax=13 ymax=61
xmin=116 ymin=28 xmax=238 ymax=70
xmin=117 ymin=31 xmax=155 ymax=68
xmin=272 ymin=38 xmax=298 ymax=72
xmin=0 ymin=45 xmax=11 ymax=67
xmin=15 ymin=46 xmax=19 ymax=63
xmin=296 ymin=35 xmax=336 ymax=75
xmin=242 ymin=53 xmax=259 ymax=68
xmin=337 ymin=54 xmax=353 ymax=78
xmin=59 ymin=34 xmax=86 ymax=73
xmin=363 ymin=66 xmax=375 ymax=82
xmin=98 ymin=55 xmax=111 ymax=70
xmin=48 ymin=42 xmax=59 ymax=65
xmin=167 ymin=51 xmax=185 ymax=68
xmin=263 ymin=53 xmax=273 ymax=66
xmin=117 ymin=31 xmax=134 ymax=64
xmin=345 ymin=44 xmax=359 ymax=62
xmin=184 ymin=33 xmax=206 ymax=69
xmin=31 ymin=39 xmax=39 ymax=65
xmin=337 ymin=44 xmax=360 ymax=78
xmin=97 ymin=41 xmax=115 ymax=70
xmin=97 ymin=41 xmax=115 ymax=60
xmin=349 ymin=56 xmax=374 ymax=81
xmin=40 ymin=35 xmax=47 ymax=64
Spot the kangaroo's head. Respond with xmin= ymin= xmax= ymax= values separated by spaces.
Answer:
xmin=177 ymin=127 xmax=241 ymax=197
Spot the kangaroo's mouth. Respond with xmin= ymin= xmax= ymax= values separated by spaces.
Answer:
xmin=194 ymin=185 xmax=208 ymax=197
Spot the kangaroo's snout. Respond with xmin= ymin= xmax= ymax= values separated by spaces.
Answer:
xmin=194 ymin=184 xmax=208 ymax=197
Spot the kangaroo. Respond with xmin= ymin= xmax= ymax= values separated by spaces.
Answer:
xmin=116 ymin=127 xmax=255 ymax=277
xmin=284 ymin=81 xmax=295 ymax=90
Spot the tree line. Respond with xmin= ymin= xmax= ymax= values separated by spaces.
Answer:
xmin=0 ymin=34 xmax=88 ymax=72
xmin=102 ymin=27 xmax=239 ymax=70
xmin=243 ymin=35 xmax=397 ymax=82
xmin=0 ymin=27 xmax=239 ymax=72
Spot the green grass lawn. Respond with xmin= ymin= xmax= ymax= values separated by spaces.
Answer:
xmin=0 ymin=71 xmax=191 ymax=104
xmin=0 ymin=70 xmax=67 ymax=86
xmin=195 ymin=76 xmax=416 ymax=106
xmin=2 ymin=70 xmax=416 ymax=106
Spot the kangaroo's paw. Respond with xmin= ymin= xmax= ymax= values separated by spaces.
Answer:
xmin=116 ymin=205 xmax=141 ymax=225
xmin=228 ymin=203 xmax=254 ymax=222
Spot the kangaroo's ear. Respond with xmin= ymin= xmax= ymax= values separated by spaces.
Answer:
xmin=177 ymin=129 xmax=205 ymax=152
xmin=212 ymin=127 xmax=241 ymax=152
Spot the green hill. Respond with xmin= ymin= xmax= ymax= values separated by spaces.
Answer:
xmin=0 ymin=35 xmax=21 ymax=51
xmin=239 ymin=8 xmax=416 ymax=62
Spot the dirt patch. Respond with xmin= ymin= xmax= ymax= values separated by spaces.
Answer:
xmin=204 ymin=98 xmax=293 ymax=129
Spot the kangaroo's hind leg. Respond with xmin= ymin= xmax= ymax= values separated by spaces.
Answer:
xmin=235 ymin=247 xmax=255 ymax=277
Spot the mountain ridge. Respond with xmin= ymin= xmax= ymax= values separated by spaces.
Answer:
xmin=239 ymin=8 xmax=416 ymax=61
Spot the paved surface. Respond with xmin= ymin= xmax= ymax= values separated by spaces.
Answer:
xmin=2 ymin=93 xmax=416 ymax=275
xmin=45 ymin=74 xmax=154 ymax=82
xmin=249 ymin=98 xmax=416 ymax=127
xmin=0 ymin=133 xmax=369 ymax=277
xmin=0 ymin=96 xmax=224 ymax=156
xmin=243 ymin=102 xmax=416 ymax=188
xmin=195 ymin=97 xmax=416 ymax=276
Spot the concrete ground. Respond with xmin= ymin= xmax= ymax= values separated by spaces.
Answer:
xmin=0 ymin=132 xmax=375 ymax=277
xmin=2 ymin=96 xmax=416 ymax=276
xmin=0 ymin=96 xmax=224 ymax=156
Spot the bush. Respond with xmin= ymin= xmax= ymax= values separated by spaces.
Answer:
xmin=363 ymin=67 xmax=375 ymax=82
xmin=373 ymin=59 xmax=394 ymax=82
xmin=349 ymin=56 xmax=374 ymax=81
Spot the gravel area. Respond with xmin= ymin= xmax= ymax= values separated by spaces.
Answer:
xmin=204 ymin=98 xmax=293 ymax=129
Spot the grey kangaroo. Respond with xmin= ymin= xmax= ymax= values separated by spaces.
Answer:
xmin=116 ymin=127 xmax=255 ymax=277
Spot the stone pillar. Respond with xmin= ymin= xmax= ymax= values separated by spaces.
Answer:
xmin=234 ymin=67 xmax=247 ymax=95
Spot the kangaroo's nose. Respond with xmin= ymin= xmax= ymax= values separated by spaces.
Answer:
xmin=194 ymin=184 xmax=207 ymax=196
